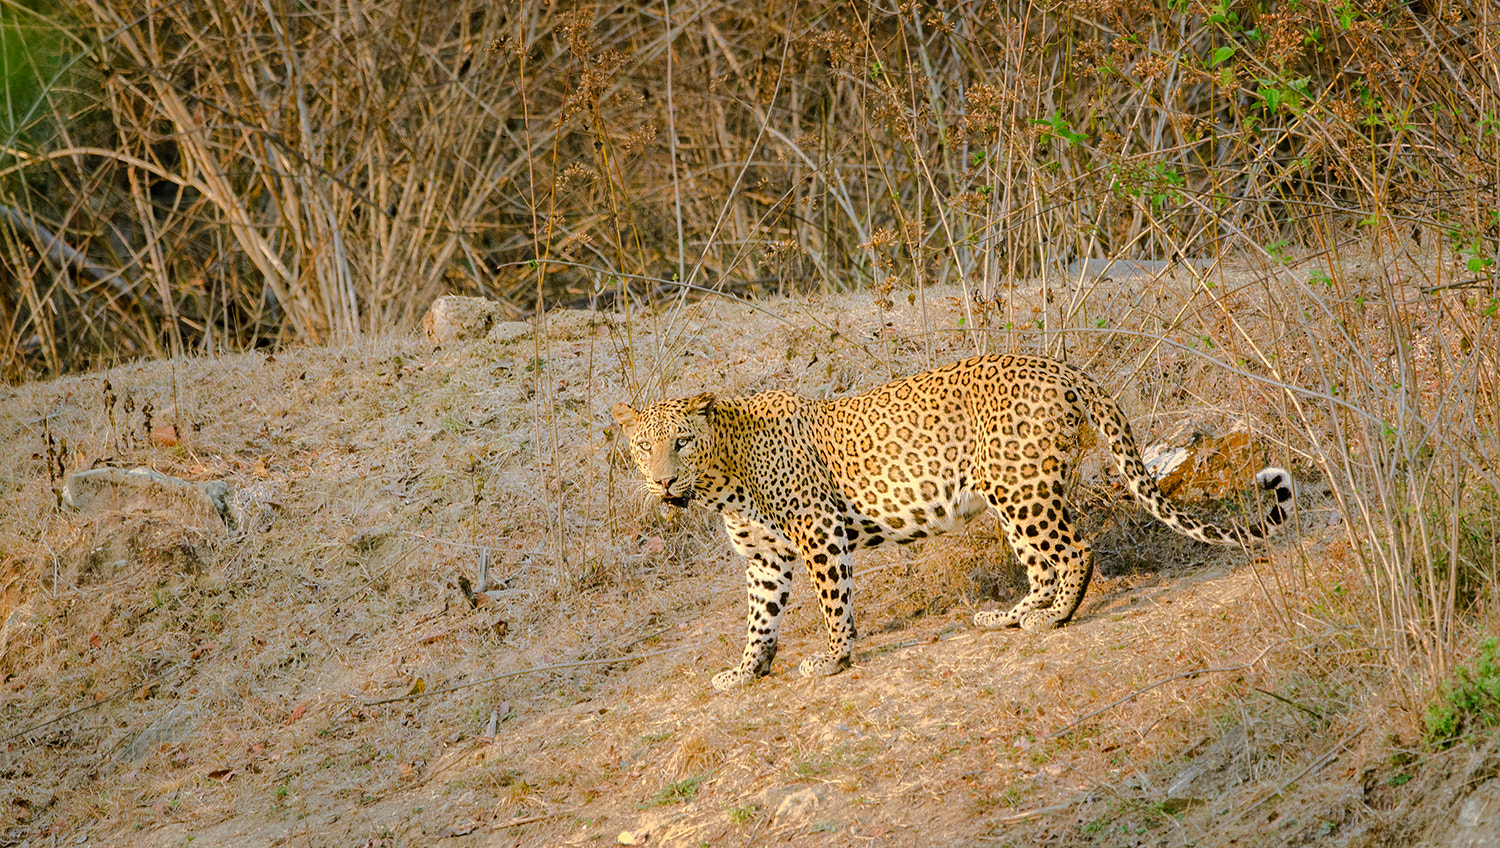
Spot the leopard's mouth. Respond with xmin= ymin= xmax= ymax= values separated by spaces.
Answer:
xmin=662 ymin=490 xmax=695 ymax=508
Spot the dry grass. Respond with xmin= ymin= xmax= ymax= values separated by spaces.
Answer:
xmin=4 ymin=1 xmax=1496 ymax=374
xmin=2 ymin=256 xmax=1491 ymax=845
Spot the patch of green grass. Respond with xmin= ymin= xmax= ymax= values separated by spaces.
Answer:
xmin=1078 ymin=798 xmax=1182 ymax=839
xmin=792 ymin=758 xmax=833 ymax=779
xmin=997 ymin=785 xmax=1029 ymax=808
xmin=644 ymin=775 xmax=703 ymax=807
xmin=1424 ymin=639 xmax=1500 ymax=748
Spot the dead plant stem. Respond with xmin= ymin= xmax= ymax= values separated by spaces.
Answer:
xmin=1048 ymin=640 xmax=1286 ymax=740
xmin=360 ymin=646 xmax=682 ymax=707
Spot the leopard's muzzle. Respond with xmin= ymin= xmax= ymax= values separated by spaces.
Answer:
xmin=662 ymin=490 xmax=696 ymax=508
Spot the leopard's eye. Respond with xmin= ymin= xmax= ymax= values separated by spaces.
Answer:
xmin=635 ymin=440 xmax=650 ymax=452
xmin=675 ymin=436 xmax=692 ymax=451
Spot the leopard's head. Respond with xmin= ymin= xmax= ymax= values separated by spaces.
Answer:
xmin=611 ymin=393 xmax=717 ymax=508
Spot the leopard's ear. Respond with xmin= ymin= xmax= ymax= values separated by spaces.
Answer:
xmin=611 ymin=403 xmax=639 ymax=432
xmin=683 ymin=392 xmax=716 ymax=417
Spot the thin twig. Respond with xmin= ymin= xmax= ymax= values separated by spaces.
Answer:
xmin=360 ymin=646 xmax=683 ymax=706
xmin=986 ymin=796 xmax=1088 ymax=828
xmin=2 ymin=660 xmax=188 ymax=745
xmin=0 ymin=204 xmax=123 ymax=286
xmin=1048 ymin=642 xmax=1282 ymax=739
xmin=1253 ymin=686 xmax=1324 ymax=721
xmin=493 ymin=812 xmax=554 ymax=829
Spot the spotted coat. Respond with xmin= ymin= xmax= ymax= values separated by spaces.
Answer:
xmin=612 ymin=354 xmax=1294 ymax=691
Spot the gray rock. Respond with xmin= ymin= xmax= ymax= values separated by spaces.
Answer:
xmin=423 ymin=297 xmax=622 ymax=344
xmin=770 ymin=786 xmax=826 ymax=825
xmin=114 ymin=704 xmax=195 ymax=763
xmin=423 ymin=295 xmax=508 ymax=344
xmin=64 ymin=467 xmax=233 ymax=533
xmin=536 ymin=308 xmax=619 ymax=341
xmin=487 ymin=320 xmax=532 ymax=344
xmin=1449 ymin=777 xmax=1500 ymax=848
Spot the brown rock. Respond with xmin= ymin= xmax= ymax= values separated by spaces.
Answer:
xmin=1143 ymin=424 xmax=1263 ymax=500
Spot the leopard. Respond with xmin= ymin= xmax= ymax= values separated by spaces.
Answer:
xmin=612 ymin=353 xmax=1294 ymax=691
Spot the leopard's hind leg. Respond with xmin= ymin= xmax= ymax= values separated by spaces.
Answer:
xmin=1017 ymin=504 xmax=1093 ymax=631
xmin=974 ymin=480 xmax=1095 ymax=633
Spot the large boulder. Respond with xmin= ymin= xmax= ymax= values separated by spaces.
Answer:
xmin=64 ymin=466 xmax=233 ymax=533
xmin=423 ymin=295 xmax=528 ymax=344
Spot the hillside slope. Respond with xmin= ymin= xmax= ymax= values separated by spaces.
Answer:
xmin=2 ymin=270 xmax=1494 ymax=847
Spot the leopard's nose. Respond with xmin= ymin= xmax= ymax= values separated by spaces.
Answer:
xmin=656 ymin=476 xmax=677 ymax=491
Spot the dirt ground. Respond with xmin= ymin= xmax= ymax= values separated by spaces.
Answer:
xmin=1 ymin=267 xmax=1494 ymax=847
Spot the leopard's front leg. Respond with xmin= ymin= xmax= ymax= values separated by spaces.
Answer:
xmin=713 ymin=516 xmax=798 ymax=691
xmin=795 ymin=521 xmax=855 ymax=680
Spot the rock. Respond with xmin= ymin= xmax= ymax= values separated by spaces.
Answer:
xmin=1164 ymin=724 xmax=1254 ymax=812
xmin=64 ymin=467 xmax=233 ymax=533
xmin=771 ymin=786 xmax=826 ymax=825
xmin=423 ymin=298 xmax=620 ymax=344
xmin=488 ymin=320 xmax=532 ymax=344
xmin=115 ymin=704 xmax=195 ymax=763
xmin=1143 ymin=423 xmax=1262 ymax=500
xmin=1447 ymin=777 xmax=1500 ymax=848
xmin=422 ymin=295 xmax=507 ymax=344
xmin=535 ymin=309 xmax=619 ymax=341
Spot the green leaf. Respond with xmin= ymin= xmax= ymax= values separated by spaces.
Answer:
xmin=1257 ymin=85 xmax=1284 ymax=113
xmin=1033 ymin=113 xmax=1088 ymax=146
xmin=1210 ymin=46 xmax=1235 ymax=67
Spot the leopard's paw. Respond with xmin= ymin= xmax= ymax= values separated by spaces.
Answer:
xmin=796 ymin=652 xmax=851 ymax=679
xmin=711 ymin=667 xmax=755 ymax=691
xmin=974 ymin=608 xmax=1023 ymax=630
xmin=1019 ymin=610 xmax=1065 ymax=633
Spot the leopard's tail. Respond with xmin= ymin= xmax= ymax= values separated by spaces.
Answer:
xmin=1072 ymin=374 xmax=1294 ymax=545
